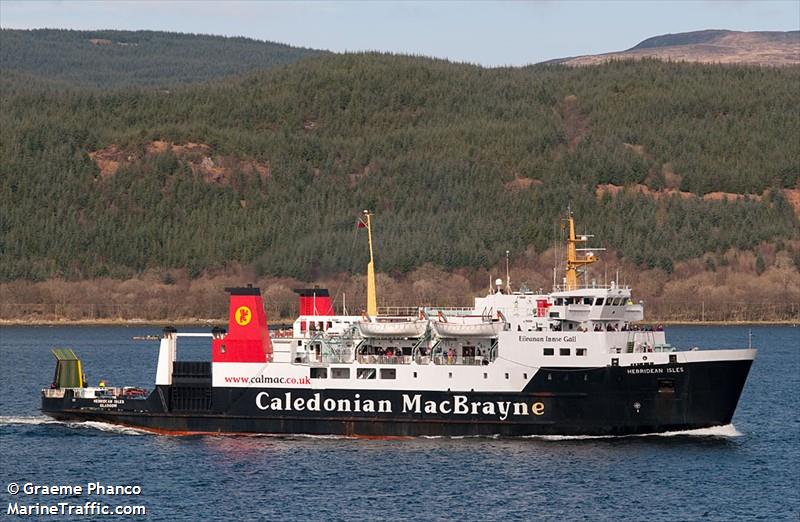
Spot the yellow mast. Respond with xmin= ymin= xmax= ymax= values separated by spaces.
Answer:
xmin=564 ymin=211 xmax=597 ymax=290
xmin=362 ymin=210 xmax=378 ymax=316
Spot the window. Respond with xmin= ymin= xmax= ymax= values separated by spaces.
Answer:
xmin=595 ymin=298 xmax=605 ymax=306
xmin=448 ymin=372 xmax=452 ymax=378
xmin=357 ymin=368 xmax=376 ymax=379
xmin=523 ymin=373 xmax=528 ymax=380
xmin=310 ymin=368 xmax=327 ymax=379
xmin=583 ymin=297 xmax=592 ymax=305
xmin=554 ymin=298 xmax=564 ymax=305
xmin=560 ymin=348 xmax=571 ymax=356
xmin=505 ymin=373 xmax=509 ymax=379
xmin=380 ymin=368 xmax=396 ymax=379
xmin=413 ymin=371 xmax=418 ymax=378
xmin=576 ymin=348 xmax=587 ymax=356
xmin=483 ymin=373 xmax=488 ymax=379
xmin=544 ymin=348 xmax=554 ymax=356
xmin=331 ymin=368 xmax=350 ymax=379
xmin=669 ymin=354 xmax=677 ymax=364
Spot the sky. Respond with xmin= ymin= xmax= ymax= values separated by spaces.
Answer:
xmin=1 ymin=0 xmax=798 ymax=66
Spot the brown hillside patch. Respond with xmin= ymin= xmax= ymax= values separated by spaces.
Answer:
xmin=597 ymin=183 xmax=800 ymax=217
xmin=88 ymin=145 xmax=135 ymax=179
xmin=561 ymin=95 xmax=590 ymax=151
xmin=596 ymin=183 xmax=694 ymax=200
xmin=702 ymin=191 xmax=761 ymax=203
xmin=89 ymin=141 xmax=271 ymax=185
xmin=504 ymin=172 xmax=542 ymax=191
xmin=784 ymin=188 xmax=800 ymax=216
xmin=623 ymin=143 xmax=647 ymax=157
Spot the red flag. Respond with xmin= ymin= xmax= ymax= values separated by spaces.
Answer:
xmin=357 ymin=220 xmax=366 ymax=228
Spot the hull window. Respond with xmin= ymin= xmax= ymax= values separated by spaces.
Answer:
xmin=331 ymin=368 xmax=350 ymax=379
xmin=357 ymin=368 xmax=376 ymax=379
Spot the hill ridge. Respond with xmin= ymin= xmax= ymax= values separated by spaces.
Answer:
xmin=550 ymin=29 xmax=800 ymax=67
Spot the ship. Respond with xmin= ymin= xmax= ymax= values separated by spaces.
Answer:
xmin=41 ymin=211 xmax=755 ymax=436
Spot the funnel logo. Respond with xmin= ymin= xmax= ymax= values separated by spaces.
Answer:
xmin=235 ymin=306 xmax=252 ymax=326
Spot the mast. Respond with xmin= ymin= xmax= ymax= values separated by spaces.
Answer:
xmin=505 ymin=250 xmax=511 ymax=293
xmin=361 ymin=210 xmax=378 ymax=316
xmin=563 ymin=210 xmax=599 ymax=291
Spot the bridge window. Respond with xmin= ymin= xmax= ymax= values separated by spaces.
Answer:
xmin=310 ymin=368 xmax=327 ymax=379
xmin=559 ymin=348 xmax=571 ymax=356
xmin=543 ymin=348 xmax=554 ymax=356
xmin=594 ymin=298 xmax=604 ymax=306
xmin=576 ymin=348 xmax=587 ymax=356
xmin=331 ymin=368 xmax=350 ymax=379
xmin=583 ymin=297 xmax=592 ymax=305
xmin=380 ymin=369 xmax=396 ymax=379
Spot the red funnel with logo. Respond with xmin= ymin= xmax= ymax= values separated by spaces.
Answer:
xmin=212 ymin=287 xmax=272 ymax=363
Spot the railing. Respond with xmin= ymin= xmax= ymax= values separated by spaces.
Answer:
xmin=322 ymin=354 xmax=353 ymax=364
xmin=610 ymin=343 xmax=676 ymax=354
xmin=552 ymin=284 xmax=631 ymax=292
xmin=356 ymin=355 xmax=411 ymax=365
xmin=432 ymin=355 xmax=487 ymax=366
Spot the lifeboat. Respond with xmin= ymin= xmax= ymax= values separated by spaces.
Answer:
xmin=431 ymin=320 xmax=505 ymax=338
xmin=357 ymin=319 xmax=427 ymax=338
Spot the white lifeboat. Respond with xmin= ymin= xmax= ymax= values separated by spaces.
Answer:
xmin=431 ymin=319 xmax=505 ymax=338
xmin=357 ymin=319 xmax=427 ymax=338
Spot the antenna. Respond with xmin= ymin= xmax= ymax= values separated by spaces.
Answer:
xmin=505 ymin=250 xmax=511 ymax=293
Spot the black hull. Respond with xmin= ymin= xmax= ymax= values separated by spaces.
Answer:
xmin=41 ymin=359 xmax=753 ymax=437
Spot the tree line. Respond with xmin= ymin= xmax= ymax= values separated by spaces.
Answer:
xmin=1 ymin=52 xmax=798 ymax=282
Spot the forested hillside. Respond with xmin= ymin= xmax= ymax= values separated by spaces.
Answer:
xmin=1 ymin=53 xmax=799 ymax=308
xmin=0 ymin=29 xmax=324 ymax=88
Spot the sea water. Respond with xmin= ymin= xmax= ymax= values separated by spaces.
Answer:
xmin=0 ymin=325 xmax=797 ymax=521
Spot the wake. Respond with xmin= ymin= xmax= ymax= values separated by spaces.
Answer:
xmin=0 ymin=415 xmax=148 ymax=435
xmin=529 ymin=424 xmax=742 ymax=441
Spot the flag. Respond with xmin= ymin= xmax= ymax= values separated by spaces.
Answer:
xmin=357 ymin=219 xmax=367 ymax=228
